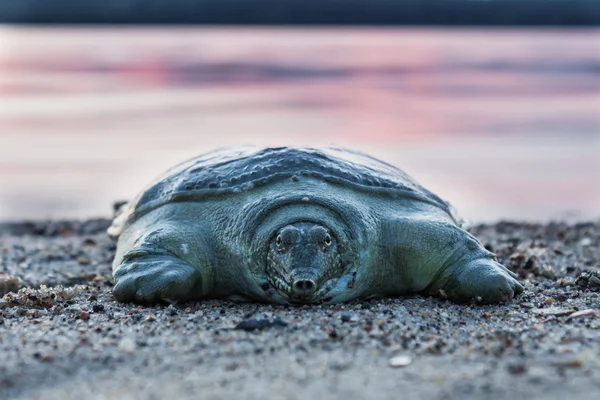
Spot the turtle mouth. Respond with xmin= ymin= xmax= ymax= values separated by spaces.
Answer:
xmin=265 ymin=264 xmax=339 ymax=304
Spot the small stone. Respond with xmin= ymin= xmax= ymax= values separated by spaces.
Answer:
xmin=82 ymin=238 xmax=97 ymax=246
xmin=77 ymin=257 xmax=91 ymax=265
xmin=388 ymin=355 xmax=412 ymax=368
xmin=579 ymin=237 xmax=593 ymax=247
xmin=146 ymin=315 xmax=157 ymax=322
xmin=544 ymin=297 xmax=553 ymax=306
xmin=0 ymin=275 xmax=22 ymax=296
xmin=33 ymin=352 xmax=53 ymax=362
xmin=507 ymin=363 xmax=528 ymax=374
xmin=575 ymin=272 xmax=600 ymax=290
xmin=340 ymin=312 xmax=352 ymax=322
xmin=92 ymin=304 xmax=104 ymax=312
xmin=369 ymin=328 xmax=384 ymax=338
xmin=552 ymin=357 xmax=583 ymax=368
xmin=79 ymin=311 xmax=90 ymax=321
xmin=0 ymin=299 xmax=9 ymax=309
xmin=524 ymin=255 xmax=538 ymax=270
xmin=118 ymin=337 xmax=137 ymax=353
xmin=539 ymin=265 xmax=556 ymax=280
xmin=234 ymin=317 xmax=287 ymax=332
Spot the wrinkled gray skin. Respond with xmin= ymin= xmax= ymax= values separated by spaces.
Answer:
xmin=109 ymin=147 xmax=523 ymax=305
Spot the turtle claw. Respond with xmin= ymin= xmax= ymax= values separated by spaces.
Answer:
xmin=113 ymin=256 xmax=200 ymax=304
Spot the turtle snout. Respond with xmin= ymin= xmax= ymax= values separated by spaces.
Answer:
xmin=292 ymin=279 xmax=317 ymax=296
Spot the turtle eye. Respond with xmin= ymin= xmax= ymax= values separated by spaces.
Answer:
xmin=275 ymin=234 xmax=283 ymax=250
xmin=324 ymin=234 xmax=332 ymax=247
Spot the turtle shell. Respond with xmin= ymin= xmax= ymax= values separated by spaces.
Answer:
xmin=109 ymin=147 xmax=458 ymax=238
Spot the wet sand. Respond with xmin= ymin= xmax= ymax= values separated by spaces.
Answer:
xmin=1 ymin=219 xmax=599 ymax=399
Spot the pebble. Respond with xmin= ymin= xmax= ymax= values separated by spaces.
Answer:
xmin=507 ymin=362 xmax=528 ymax=374
xmin=575 ymin=272 xmax=600 ymax=290
xmin=118 ymin=337 xmax=137 ymax=353
xmin=82 ymin=238 xmax=97 ymax=246
xmin=234 ymin=317 xmax=287 ymax=332
xmin=0 ymin=275 xmax=21 ymax=296
xmin=77 ymin=256 xmax=91 ymax=265
xmin=552 ymin=356 xmax=583 ymax=369
xmin=92 ymin=304 xmax=105 ymax=312
xmin=388 ymin=355 xmax=412 ymax=368
xmin=556 ymin=294 xmax=568 ymax=302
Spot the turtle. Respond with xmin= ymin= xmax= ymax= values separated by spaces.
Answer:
xmin=108 ymin=146 xmax=523 ymax=305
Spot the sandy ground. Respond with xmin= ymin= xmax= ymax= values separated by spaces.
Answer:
xmin=1 ymin=219 xmax=599 ymax=400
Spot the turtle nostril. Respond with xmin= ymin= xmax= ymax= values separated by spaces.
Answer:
xmin=292 ymin=279 xmax=316 ymax=295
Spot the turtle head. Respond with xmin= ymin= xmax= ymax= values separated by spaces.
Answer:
xmin=266 ymin=222 xmax=342 ymax=303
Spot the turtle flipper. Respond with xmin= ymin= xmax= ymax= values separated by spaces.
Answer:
xmin=112 ymin=225 xmax=215 ymax=304
xmin=436 ymin=259 xmax=524 ymax=304
xmin=381 ymin=217 xmax=523 ymax=304
xmin=113 ymin=255 xmax=202 ymax=303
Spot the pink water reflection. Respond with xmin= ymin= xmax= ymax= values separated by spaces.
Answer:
xmin=0 ymin=28 xmax=598 ymax=222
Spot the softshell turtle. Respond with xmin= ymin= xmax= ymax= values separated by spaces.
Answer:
xmin=109 ymin=147 xmax=523 ymax=305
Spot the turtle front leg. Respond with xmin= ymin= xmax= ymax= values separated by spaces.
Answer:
xmin=112 ymin=225 xmax=215 ymax=304
xmin=422 ymin=222 xmax=524 ymax=304
xmin=383 ymin=217 xmax=523 ymax=304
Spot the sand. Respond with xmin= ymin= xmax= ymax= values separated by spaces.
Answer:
xmin=1 ymin=219 xmax=599 ymax=400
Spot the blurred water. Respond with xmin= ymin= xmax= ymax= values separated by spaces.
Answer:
xmin=0 ymin=27 xmax=599 ymax=222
